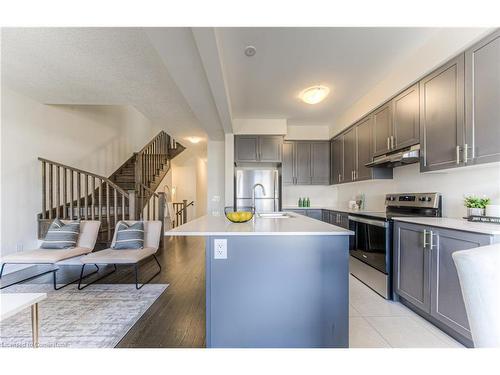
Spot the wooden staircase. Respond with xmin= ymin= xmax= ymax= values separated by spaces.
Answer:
xmin=37 ymin=131 xmax=185 ymax=246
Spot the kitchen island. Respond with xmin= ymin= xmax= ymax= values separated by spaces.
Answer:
xmin=167 ymin=212 xmax=353 ymax=348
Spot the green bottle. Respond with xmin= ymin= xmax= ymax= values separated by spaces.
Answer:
xmin=306 ymin=197 xmax=310 ymax=207
xmin=298 ymin=198 xmax=303 ymax=207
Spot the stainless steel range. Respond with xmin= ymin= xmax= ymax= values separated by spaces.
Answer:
xmin=348 ymin=193 xmax=442 ymax=299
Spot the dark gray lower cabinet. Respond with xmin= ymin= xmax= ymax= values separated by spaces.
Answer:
xmin=394 ymin=223 xmax=430 ymax=312
xmin=430 ymin=228 xmax=491 ymax=339
xmin=306 ymin=209 xmax=322 ymax=221
xmin=284 ymin=209 xmax=321 ymax=221
xmin=394 ymin=221 xmax=499 ymax=345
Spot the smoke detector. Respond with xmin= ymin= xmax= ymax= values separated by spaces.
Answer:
xmin=244 ymin=45 xmax=257 ymax=57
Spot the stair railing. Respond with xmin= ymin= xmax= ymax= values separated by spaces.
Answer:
xmin=172 ymin=200 xmax=194 ymax=227
xmin=38 ymin=157 xmax=131 ymax=242
xmin=135 ymin=131 xmax=171 ymax=190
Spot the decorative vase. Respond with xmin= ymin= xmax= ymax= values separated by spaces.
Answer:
xmin=467 ymin=207 xmax=485 ymax=217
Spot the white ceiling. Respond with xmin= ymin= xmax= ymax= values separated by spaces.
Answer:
xmin=216 ymin=27 xmax=443 ymax=125
xmin=2 ymin=27 xmax=490 ymax=143
xmin=1 ymin=27 xmax=225 ymax=147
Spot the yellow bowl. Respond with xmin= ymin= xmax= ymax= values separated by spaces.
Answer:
xmin=224 ymin=207 xmax=254 ymax=223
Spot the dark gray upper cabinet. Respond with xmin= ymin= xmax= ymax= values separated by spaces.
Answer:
xmin=234 ymin=135 xmax=283 ymax=163
xmin=420 ymin=54 xmax=465 ymax=172
xmin=311 ymin=142 xmax=330 ymax=184
xmin=282 ymin=141 xmax=330 ymax=185
xmin=465 ymin=29 xmax=500 ymax=166
xmin=372 ymin=103 xmax=392 ymax=157
xmin=331 ymin=137 xmax=344 ymax=184
xmin=258 ymin=136 xmax=283 ymax=162
xmin=330 ymin=121 xmax=391 ymax=185
xmin=394 ymin=222 xmax=431 ymax=312
xmin=392 ymin=83 xmax=420 ymax=149
xmin=295 ymin=142 xmax=312 ymax=184
xmin=235 ymin=136 xmax=259 ymax=162
xmin=282 ymin=141 xmax=295 ymax=185
xmin=355 ymin=116 xmax=373 ymax=181
xmin=342 ymin=128 xmax=356 ymax=183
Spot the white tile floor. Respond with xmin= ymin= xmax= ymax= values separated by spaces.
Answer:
xmin=349 ymin=275 xmax=464 ymax=348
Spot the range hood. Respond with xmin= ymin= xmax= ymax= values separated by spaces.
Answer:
xmin=365 ymin=144 xmax=420 ymax=168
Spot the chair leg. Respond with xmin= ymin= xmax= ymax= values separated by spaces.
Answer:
xmin=0 ymin=263 xmax=58 ymax=290
xmin=78 ymin=264 xmax=117 ymax=290
xmin=53 ymin=264 xmax=100 ymax=290
xmin=135 ymin=255 xmax=162 ymax=289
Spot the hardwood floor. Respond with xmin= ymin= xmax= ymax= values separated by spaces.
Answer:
xmin=0 ymin=236 xmax=206 ymax=348
xmin=115 ymin=236 xmax=206 ymax=348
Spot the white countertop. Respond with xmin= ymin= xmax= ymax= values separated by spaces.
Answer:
xmin=393 ymin=217 xmax=500 ymax=235
xmin=0 ymin=293 xmax=47 ymax=321
xmin=167 ymin=212 xmax=354 ymax=236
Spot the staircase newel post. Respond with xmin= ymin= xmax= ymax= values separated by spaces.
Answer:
xmin=158 ymin=192 xmax=166 ymax=246
xmin=128 ymin=190 xmax=136 ymax=220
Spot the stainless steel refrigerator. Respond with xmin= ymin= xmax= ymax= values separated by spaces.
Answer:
xmin=235 ymin=167 xmax=280 ymax=212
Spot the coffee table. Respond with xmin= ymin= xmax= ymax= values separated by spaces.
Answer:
xmin=0 ymin=293 xmax=47 ymax=347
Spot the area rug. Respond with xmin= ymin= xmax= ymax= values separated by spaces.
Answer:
xmin=0 ymin=283 xmax=168 ymax=348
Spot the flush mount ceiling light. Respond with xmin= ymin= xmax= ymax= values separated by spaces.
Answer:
xmin=299 ymin=85 xmax=330 ymax=105
xmin=186 ymin=137 xmax=202 ymax=144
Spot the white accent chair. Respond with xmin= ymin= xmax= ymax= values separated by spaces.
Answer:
xmin=77 ymin=221 xmax=162 ymax=290
xmin=0 ymin=220 xmax=101 ymax=290
xmin=452 ymin=243 xmax=500 ymax=348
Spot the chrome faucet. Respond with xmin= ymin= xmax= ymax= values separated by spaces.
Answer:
xmin=251 ymin=183 xmax=266 ymax=210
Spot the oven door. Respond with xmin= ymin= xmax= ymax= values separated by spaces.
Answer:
xmin=348 ymin=215 xmax=390 ymax=274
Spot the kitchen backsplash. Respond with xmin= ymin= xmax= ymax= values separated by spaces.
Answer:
xmin=283 ymin=162 xmax=500 ymax=217
xmin=282 ymin=184 xmax=338 ymax=207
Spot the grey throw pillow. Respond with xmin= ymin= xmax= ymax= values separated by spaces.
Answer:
xmin=112 ymin=222 xmax=144 ymax=250
xmin=41 ymin=218 xmax=80 ymax=249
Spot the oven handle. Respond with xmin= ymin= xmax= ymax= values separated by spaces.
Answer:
xmin=348 ymin=215 xmax=388 ymax=228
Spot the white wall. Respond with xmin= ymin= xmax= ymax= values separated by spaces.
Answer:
xmin=224 ymin=133 xmax=234 ymax=206
xmin=170 ymin=147 xmax=207 ymax=220
xmin=233 ymin=118 xmax=287 ymax=135
xmin=207 ymin=139 xmax=226 ymax=216
xmin=283 ymin=162 xmax=499 ymax=218
xmin=0 ymin=86 xmax=162 ymax=260
xmin=285 ymin=124 xmax=330 ymax=140
xmin=335 ymin=163 xmax=500 ymax=218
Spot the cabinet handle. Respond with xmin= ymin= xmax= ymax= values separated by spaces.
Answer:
xmin=429 ymin=231 xmax=438 ymax=249
xmin=391 ymin=136 xmax=395 ymax=149
xmin=463 ymin=144 xmax=468 ymax=164
xmin=423 ymin=229 xmax=428 ymax=249
xmin=387 ymin=137 xmax=390 ymax=150
xmin=338 ymin=173 xmax=341 ymax=183
xmin=456 ymin=145 xmax=461 ymax=164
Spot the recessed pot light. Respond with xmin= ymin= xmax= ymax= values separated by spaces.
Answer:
xmin=244 ymin=45 xmax=257 ymax=57
xmin=299 ymin=85 xmax=330 ymax=105
xmin=186 ymin=137 xmax=202 ymax=144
